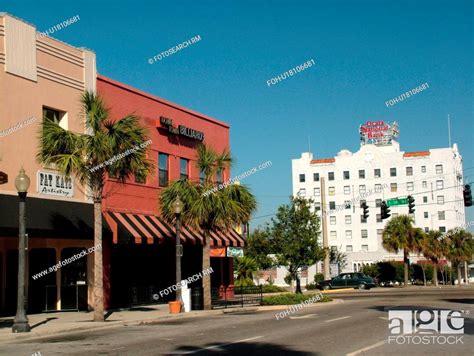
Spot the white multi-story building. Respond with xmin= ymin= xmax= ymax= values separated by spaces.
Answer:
xmin=292 ymin=121 xmax=466 ymax=273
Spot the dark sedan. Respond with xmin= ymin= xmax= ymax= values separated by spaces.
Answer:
xmin=317 ymin=272 xmax=376 ymax=290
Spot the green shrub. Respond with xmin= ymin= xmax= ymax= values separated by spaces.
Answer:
xmin=314 ymin=273 xmax=325 ymax=283
xmin=262 ymin=284 xmax=287 ymax=293
xmin=262 ymin=293 xmax=332 ymax=305
xmin=306 ymin=283 xmax=318 ymax=290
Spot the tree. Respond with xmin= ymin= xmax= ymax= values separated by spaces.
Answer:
xmin=234 ymin=256 xmax=258 ymax=287
xmin=269 ymin=197 xmax=326 ymax=294
xmin=420 ymin=230 xmax=446 ymax=286
xmin=245 ymin=229 xmax=274 ymax=270
xmin=445 ymin=229 xmax=473 ymax=287
xmin=159 ymin=144 xmax=256 ymax=309
xmin=38 ymin=91 xmax=153 ymax=321
xmin=382 ymin=215 xmax=424 ymax=287
xmin=329 ymin=246 xmax=347 ymax=272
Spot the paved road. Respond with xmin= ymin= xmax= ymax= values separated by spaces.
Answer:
xmin=2 ymin=289 xmax=473 ymax=355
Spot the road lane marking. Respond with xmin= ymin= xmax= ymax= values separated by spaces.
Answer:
xmin=325 ymin=316 xmax=351 ymax=323
xmin=176 ymin=336 xmax=264 ymax=354
xmin=379 ymin=317 xmax=388 ymax=320
xmin=346 ymin=340 xmax=386 ymax=355
xmin=289 ymin=313 xmax=318 ymax=319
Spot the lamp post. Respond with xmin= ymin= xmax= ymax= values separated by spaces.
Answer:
xmin=172 ymin=196 xmax=184 ymax=306
xmin=12 ymin=168 xmax=31 ymax=333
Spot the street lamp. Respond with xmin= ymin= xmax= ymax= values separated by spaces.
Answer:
xmin=172 ymin=196 xmax=184 ymax=307
xmin=12 ymin=168 xmax=31 ymax=333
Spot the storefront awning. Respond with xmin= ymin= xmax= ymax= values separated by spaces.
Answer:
xmin=103 ymin=211 xmax=245 ymax=247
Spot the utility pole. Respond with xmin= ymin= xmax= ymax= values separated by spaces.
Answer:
xmin=320 ymin=177 xmax=330 ymax=279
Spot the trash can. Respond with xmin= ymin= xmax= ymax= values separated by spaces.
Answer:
xmin=191 ymin=287 xmax=203 ymax=310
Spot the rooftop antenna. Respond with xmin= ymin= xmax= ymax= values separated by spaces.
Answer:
xmin=448 ymin=114 xmax=452 ymax=147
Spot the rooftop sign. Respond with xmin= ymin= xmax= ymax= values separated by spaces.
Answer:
xmin=160 ymin=116 xmax=204 ymax=141
xmin=359 ymin=120 xmax=399 ymax=146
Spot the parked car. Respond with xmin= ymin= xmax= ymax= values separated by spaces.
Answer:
xmin=317 ymin=272 xmax=376 ymax=290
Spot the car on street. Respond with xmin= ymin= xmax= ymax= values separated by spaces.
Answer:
xmin=317 ymin=272 xmax=376 ymax=290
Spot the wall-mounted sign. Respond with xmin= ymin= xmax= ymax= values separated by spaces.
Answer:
xmin=359 ymin=121 xmax=399 ymax=146
xmin=160 ymin=116 xmax=204 ymax=141
xmin=227 ymin=247 xmax=244 ymax=258
xmin=37 ymin=171 xmax=74 ymax=197
xmin=210 ymin=247 xmax=226 ymax=257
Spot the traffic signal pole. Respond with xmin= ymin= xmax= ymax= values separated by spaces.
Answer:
xmin=320 ymin=177 xmax=330 ymax=280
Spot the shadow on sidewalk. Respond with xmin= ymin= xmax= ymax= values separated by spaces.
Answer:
xmin=174 ymin=341 xmax=317 ymax=355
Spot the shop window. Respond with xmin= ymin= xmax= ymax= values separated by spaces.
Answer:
xmin=159 ymin=153 xmax=169 ymax=187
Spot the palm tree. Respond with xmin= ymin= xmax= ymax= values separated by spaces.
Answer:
xmin=382 ymin=215 xmax=424 ymax=287
xmin=234 ymin=256 xmax=258 ymax=287
xmin=445 ymin=229 xmax=473 ymax=287
xmin=421 ymin=230 xmax=446 ymax=286
xmin=37 ymin=91 xmax=153 ymax=321
xmin=160 ymin=144 xmax=257 ymax=309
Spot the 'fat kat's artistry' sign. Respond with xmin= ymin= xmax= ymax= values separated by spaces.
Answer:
xmin=160 ymin=116 xmax=204 ymax=141
xmin=37 ymin=171 xmax=74 ymax=197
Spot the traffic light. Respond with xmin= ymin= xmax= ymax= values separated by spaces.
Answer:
xmin=464 ymin=184 xmax=473 ymax=207
xmin=381 ymin=201 xmax=391 ymax=219
xmin=408 ymin=195 xmax=415 ymax=214
xmin=362 ymin=202 xmax=369 ymax=220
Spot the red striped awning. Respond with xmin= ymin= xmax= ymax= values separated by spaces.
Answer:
xmin=103 ymin=211 xmax=244 ymax=247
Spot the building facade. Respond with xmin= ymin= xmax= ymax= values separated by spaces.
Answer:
xmin=292 ymin=121 xmax=466 ymax=273
xmin=0 ymin=13 xmax=96 ymax=314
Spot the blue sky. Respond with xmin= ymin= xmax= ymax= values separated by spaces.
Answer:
xmin=5 ymin=0 xmax=473 ymax=227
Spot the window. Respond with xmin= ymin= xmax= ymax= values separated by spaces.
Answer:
xmin=360 ymin=199 xmax=366 ymax=208
xmin=343 ymin=171 xmax=350 ymax=180
xmin=377 ymin=229 xmax=383 ymax=238
xmin=375 ymin=184 xmax=382 ymax=192
xmin=216 ymin=168 xmax=223 ymax=185
xmin=330 ymin=231 xmax=337 ymax=240
xmin=374 ymin=169 xmax=381 ymax=178
xmin=423 ymin=196 xmax=428 ymax=203
xmin=330 ymin=216 xmax=336 ymax=225
xmin=313 ymin=173 xmax=320 ymax=181
xmin=425 ymin=227 xmax=429 ymax=233
xmin=361 ymin=245 xmax=368 ymax=252
xmin=407 ymin=182 xmax=414 ymax=191
xmin=376 ymin=214 xmax=382 ymax=223
xmin=438 ymin=211 xmax=445 ymax=220
xmin=390 ymin=183 xmax=397 ymax=192
xmin=345 ymin=215 xmax=352 ymax=224
xmin=298 ymin=188 xmax=306 ymax=196
xmin=180 ymin=158 xmax=189 ymax=180
xmin=134 ymin=170 xmax=146 ymax=184
xmin=361 ymin=230 xmax=368 ymax=238
xmin=435 ymin=165 xmax=443 ymax=174
xmin=43 ymin=107 xmax=67 ymax=129
xmin=345 ymin=230 xmax=352 ymax=239
xmin=424 ymin=212 xmax=429 ymax=218
xmin=346 ymin=245 xmax=353 ymax=252
xmin=159 ymin=153 xmax=169 ymax=187
xmin=344 ymin=186 xmax=351 ymax=195
xmin=314 ymin=187 xmax=320 ymax=196
xmin=390 ymin=168 xmax=397 ymax=177
xmin=421 ymin=165 xmax=426 ymax=173
xmin=359 ymin=170 xmax=365 ymax=179
xmin=314 ymin=202 xmax=321 ymax=211
xmin=437 ymin=196 xmax=444 ymax=205
xmin=328 ymin=172 xmax=334 ymax=181
xmin=406 ymin=167 xmax=413 ymax=176
xmin=344 ymin=200 xmax=351 ymax=209
xmin=422 ymin=181 xmax=427 ymax=188
xmin=359 ymin=185 xmax=366 ymax=194
xmin=361 ymin=215 xmax=367 ymax=223
xmin=439 ymin=226 xmax=446 ymax=233
xmin=329 ymin=201 xmax=336 ymax=210
xmin=436 ymin=180 xmax=444 ymax=190
xmin=328 ymin=186 xmax=335 ymax=195
xmin=200 ymin=169 xmax=205 ymax=184
xmin=376 ymin=199 xmax=382 ymax=208
xmin=299 ymin=174 xmax=305 ymax=183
